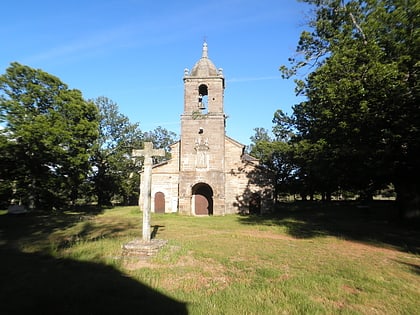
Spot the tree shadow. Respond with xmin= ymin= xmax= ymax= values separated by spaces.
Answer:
xmin=229 ymin=159 xmax=276 ymax=215
xmin=0 ymin=212 xmax=91 ymax=249
xmin=0 ymin=213 xmax=187 ymax=314
xmin=394 ymin=259 xmax=420 ymax=276
xmin=0 ymin=209 xmax=137 ymax=251
xmin=237 ymin=201 xmax=420 ymax=254
xmin=0 ymin=248 xmax=187 ymax=315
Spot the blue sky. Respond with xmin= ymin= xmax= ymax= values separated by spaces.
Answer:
xmin=2 ymin=0 xmax=310 ymax=145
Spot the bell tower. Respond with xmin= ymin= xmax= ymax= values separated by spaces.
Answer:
xmin=178 ymin=42 xmax=226 ymax=215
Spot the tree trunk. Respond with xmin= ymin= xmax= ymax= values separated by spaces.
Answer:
xmin=395 ymin=181 xmax=420 ymax=220
xmin=325 ymin=191 xmax=332 ymax=202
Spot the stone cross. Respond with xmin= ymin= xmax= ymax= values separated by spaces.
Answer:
xmin=132 ymin=142 xmax=165 ymax=242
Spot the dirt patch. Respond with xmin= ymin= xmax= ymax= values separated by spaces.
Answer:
xmin=123 ymin=247 xmax=231 ymax=292
xmin=342 ymin=284 xmax=362 ymax=295
xmin=238 ymin=229 xmax=296 ymax=241
xmin=331 ymin=239 xmax=400 ymax=259
xmin=123 ymin=257 xmax=155 ymax=269
xmin=165 ymin=254 xmax=230 ymax=292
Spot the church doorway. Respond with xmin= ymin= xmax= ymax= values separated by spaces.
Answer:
xmin=192 ymin=183 xmax=213 ymax=215
xmin=154 ymin=192 xmax=165 ymax=213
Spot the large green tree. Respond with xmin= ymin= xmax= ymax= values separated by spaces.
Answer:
xmin=91 ymin=97 xmax=142 ymax=206
xmin=282 ymin=0 xmax=419 ymax=214
xmin=90 ymin=99 xmax=177 ymax=206
xmin=0 ymin=62 xmax=98 ymax=209
xmin=249 ymin=118 xmax=299 ymax=202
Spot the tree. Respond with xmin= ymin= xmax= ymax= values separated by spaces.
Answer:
xmin=281 ymin=0 xmax=419 ymax=215
xmin=249 ymin=122 xmax=298 ymax=202
xmin=143 ymin=126 xmax=178 ymax=163
xmin=91 ymin=97 xmax=142 ymax=206
xmin=0 ymin=62 xmax=98 ymax=209
xmin=0 ymin=134 xmax=14 ymax=208
xmin=248 ymin=127 xmax=272 ymax=156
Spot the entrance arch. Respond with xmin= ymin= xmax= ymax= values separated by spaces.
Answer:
xmin=154 ymin=192 xmax=165 ymax=213
xmin=192 ymin=183 xmax=213 ymax=215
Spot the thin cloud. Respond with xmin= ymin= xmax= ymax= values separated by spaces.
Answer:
xmin=24 ymin=25 xmax=133 ymax=64
xmin=22 ymin=1 xmax=291 ymax=66
xmin=22 ymin=3 xmax=210 ymax=65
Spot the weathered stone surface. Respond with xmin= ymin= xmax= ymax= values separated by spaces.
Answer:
xmin=122 ymin=239 xmax=168 ymax=258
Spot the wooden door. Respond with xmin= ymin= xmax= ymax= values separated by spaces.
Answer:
xmin=154 ymin=192 xmax=165 ymax=213
xmin=195 ymin=194 xmax=208 ymax=215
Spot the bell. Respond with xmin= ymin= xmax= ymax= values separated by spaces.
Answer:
xmin=198 ymin=102 xmax=206 ymax=110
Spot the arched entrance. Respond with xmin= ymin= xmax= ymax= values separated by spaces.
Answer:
xmin=192 ymin=183 xmax=213 ymax=215
xmin=154 ymin=192 xmax=165 ymax=213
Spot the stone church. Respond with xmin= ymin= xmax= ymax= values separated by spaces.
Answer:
xmin=141 ymin=43 xmax=273 ymax=215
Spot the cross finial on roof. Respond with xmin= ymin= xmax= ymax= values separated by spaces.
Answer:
xmin=202 ymin=41 xmax=208 ymax=58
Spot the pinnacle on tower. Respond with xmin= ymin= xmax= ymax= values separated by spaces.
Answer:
xmin=202 ymin=42 xmax=208 ymax=58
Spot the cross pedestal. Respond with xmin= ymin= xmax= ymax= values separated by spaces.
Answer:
xmin=132 ymin=142 xmax=165 ymax=242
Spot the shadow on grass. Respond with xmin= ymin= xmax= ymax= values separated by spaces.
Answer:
xmin=0 ymin=248 xmax=187 ymax=315
xmin=0 ymin=208 xmax=139 ymax=252
xmin=151 ymin=225 xmax=165 ymax=239
xmin=394 ymin=260 xmax=420 ymax=276
xmin=0 ymin=212 xmax=88 ymax=249
xmin=0 ymin=212 xmax=187 ymax=314
xmin=237 ymin=201 xmax=420 ymax=254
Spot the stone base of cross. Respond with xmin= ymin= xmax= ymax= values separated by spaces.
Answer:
xmin=132 ymin=142 xmax=165 ymax=242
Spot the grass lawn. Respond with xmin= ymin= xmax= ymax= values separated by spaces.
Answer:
xmin=1 ymin=202 xmax=419 ymax=314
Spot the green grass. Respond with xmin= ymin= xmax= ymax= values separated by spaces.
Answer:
xmin=1 ymin=202 xmax=419 ymax=314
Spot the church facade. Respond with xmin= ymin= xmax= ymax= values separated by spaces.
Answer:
xmin=141 ymin=43 xmax=273 ymax=215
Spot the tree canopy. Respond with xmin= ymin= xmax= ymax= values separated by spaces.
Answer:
xmin=91 ymin=96 xmax=143 ymax=206
xmin=143 ymin=126 xmax=178 ymax=164
xmin=0 ymin=64 xmax=177 ymax=210
xmin=254 ymin=0 xmax=419 ymax=215
xmin=0 ymin=62 xmax=99 ymax=209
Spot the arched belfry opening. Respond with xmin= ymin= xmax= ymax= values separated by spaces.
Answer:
xmin=192 ymin=183 xmax=213 ymax=215
xmin=198 ymin=84 xmax=208 ymax=113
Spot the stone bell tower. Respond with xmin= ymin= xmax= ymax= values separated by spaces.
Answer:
xmin=145 ymin=42 xmax=272 ymax=215
xmin=178 ymin=42 xmax=226 ymax=215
